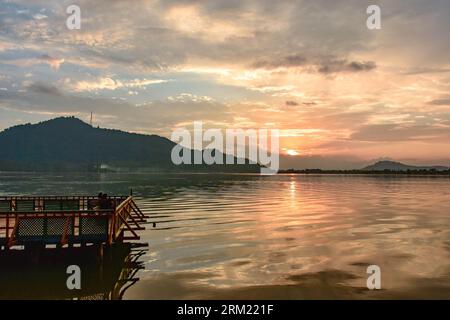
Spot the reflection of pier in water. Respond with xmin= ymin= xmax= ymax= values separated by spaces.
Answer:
xmin=0 ymin=243 xmax=147 ymax=300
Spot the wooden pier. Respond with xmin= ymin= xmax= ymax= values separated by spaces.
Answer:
xmin=0 ymin=195 xmax=148 ymax=250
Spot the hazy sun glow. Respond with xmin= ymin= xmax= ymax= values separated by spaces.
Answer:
xmin=286 ymin=150 xmax=300 ymax=156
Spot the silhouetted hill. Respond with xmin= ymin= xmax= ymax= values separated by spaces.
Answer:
xmin=362 ymin=160 xmax=448 ymax=171
xmin=0 ymin=117 xmax=260 ymax=173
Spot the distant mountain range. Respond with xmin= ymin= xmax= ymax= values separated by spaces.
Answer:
xmin=0 ymin=117 xmax=260 ymax=173
xmin=362 ymin=160 xmax=449 ymax=171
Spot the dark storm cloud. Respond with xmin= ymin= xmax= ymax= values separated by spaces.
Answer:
xmin=27 ymin=82 xmax=62 ymax=96
xmin=251 ymin=55 xmax=376 ymax=74
xmin=318 ymin=60 xmax=376 ymax=74
xmin=285 ymin=100 xmax=299 ymax=106
xmin=284 ymin=100 xmax=317 ymax=107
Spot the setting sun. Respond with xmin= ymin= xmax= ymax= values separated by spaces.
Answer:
xmin=286 ymin=149 xmax=299 ymax=156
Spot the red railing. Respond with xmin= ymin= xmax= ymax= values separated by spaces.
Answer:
xmin=0 ymin=195 xmax=147 ymax=249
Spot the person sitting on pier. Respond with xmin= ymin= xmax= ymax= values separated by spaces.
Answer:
xmin=94 ymin=192 xmax=102 ymax=209
xmin=100 ymin=193 xmax=112 ymax=210
xmin=89 ymin=192 xmax=103 ymax=214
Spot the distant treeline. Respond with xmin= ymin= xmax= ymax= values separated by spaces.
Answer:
xmin=279 ymin=169 xmax=450 ymax=175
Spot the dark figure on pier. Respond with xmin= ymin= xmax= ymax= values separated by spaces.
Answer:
xmin=91 ymin=192 xmax=103 ymax=211
xmin=100 ymin=193 xmax=112 ymax=210
xmin=97 ymin=192 xmax=103 ymax=206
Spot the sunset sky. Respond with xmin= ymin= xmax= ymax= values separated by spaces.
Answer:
xmin=1 ymin=0 xmax=450 ymax=168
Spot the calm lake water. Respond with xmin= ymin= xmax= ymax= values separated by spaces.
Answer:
xmin=0 ymin=172 xmax=449 ymax=299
